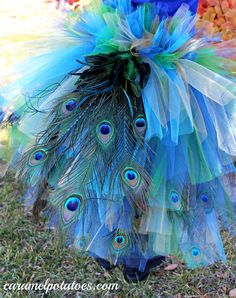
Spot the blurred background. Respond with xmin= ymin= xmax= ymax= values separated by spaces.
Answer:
xmin=197 ymin=0 xmax=236 ymax=40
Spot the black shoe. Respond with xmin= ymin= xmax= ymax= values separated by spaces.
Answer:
xmin=146 ymin=256 xmax=166 ymax=270
xmin=95 ymin=258 xmax=114 ymax=270
xmin=123 ymin=256 xmax=166 ymax=283
xmin=123 ymin=267 xmax=150 ymax=283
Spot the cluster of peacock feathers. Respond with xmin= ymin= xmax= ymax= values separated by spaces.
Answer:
xmin=0 ymin=0 xmax=235 ymax=270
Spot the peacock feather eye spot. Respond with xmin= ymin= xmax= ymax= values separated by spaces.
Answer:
xmin=34 ymin=152 xmax=44 ymax=161
xmin=192 ymin=247 xmax=201 ymax=257
xmin=65 ymin=195 xmax=82 ymax=212
xmin=134 ymin=115 xmax=147 ymax=135
xmin=170 ymin=191 xmax=180 ymax=203
xmin=199 ymin=193 xmax=213 ymax=214
xmin=112 ymin=233 xmax=129 ymax=250
xmin=29 ymin=149 xmax=47 ymax=166
xmin=62 ymin=99 xmax=78 ymax=114
xmin=63 ymin=195 xmax=83 ymax=223
xmin=100 ymin=123 xmax=111 ymax=135
xmin=66 ymin=100 xmax=77 ymax=111
xmin=201 ymin=194 xmax=208 ymax=203
xmin=115 ymin=235 xmax=125 ymax=244
xmin=96 ymin=121 xmax=113 ymax=145
xmin=169 ymin=190 xmax=182 ymax=210
xmin=135 ymin=117 xmax=146 ymax=128
xmin=122 ymin=168 xmax=140 ymax=188
xmin=125 ymin=170 xmax=137 ymax=181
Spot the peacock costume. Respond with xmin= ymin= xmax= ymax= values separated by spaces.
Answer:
xmin=1 ymin=0 xmax=236 ymax=281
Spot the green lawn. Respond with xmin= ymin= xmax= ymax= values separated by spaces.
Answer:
xmin=0 ymin=172 xmax=235 ymax=298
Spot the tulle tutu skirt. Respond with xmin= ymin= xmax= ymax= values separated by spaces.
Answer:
xmin=0 ymin=0 xmax=235 ymax=271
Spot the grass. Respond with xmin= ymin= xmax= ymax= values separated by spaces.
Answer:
xmin=0 ymin=172 xmax=235 ymax=298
